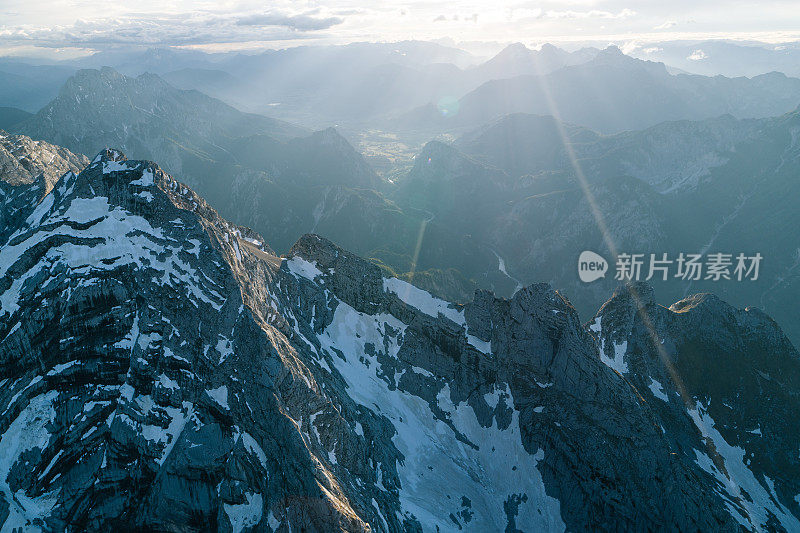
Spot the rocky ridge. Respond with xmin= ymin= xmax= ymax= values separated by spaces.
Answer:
xmin=0 ymin=131 xmax=88 ymax=191
xmin=0 ymin=148 xmax=798 ymax=531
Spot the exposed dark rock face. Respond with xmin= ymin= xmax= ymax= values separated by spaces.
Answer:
xmin=1 ymin=150 xmax=798 ymax=531
xmin=590 ymin=283 xmax=800 ymax=530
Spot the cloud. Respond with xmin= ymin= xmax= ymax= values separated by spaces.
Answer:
xmin=688 ymin=49 xmax=707 ymax=60
xmin=509 ymin=6 xmax=635 ymax=22
xmin=613 ymin=39 xmax=663 ymax=56
xmin=0 ymin=10 xmax=346 ymax=50
xmin=541 ymin=8 xmax=636 ymax=20
xmin=510 ymin=8 xmax=543 ymax=20
xmin=620 ymin=40 xmax=639 ymax=54
xmin=433 ymin=12 xmax=478 ymax=23
xmin=654 ymin=20 xmax=677 ymax=30
xmin=235 ymin=13 xmax=343 ymax=31
xmin=332 ymin=9 xmax=363 ymax=16
xmin=3 ymin=1 xmax=798 ymax=58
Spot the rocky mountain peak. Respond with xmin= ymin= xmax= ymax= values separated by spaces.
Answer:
xmin=289 ymin=232 xmax=377 ymax=279
xmin=478 ymin=42 xmax=573 ymax=78
xmin=611 ymin=281 xmax=657 ymax=309
xmin=314 ymin=126 xmax=350 ymax=145
xmin=15 ymin=67 xmax=305 ymax=170
xmin=284 ymin=127 xmax=382 ymax=189
xmin=587 ymin=45 xmax=669 ymax=75
xmin=0 ymin=131 xmax=88 ymax=190
xmin=92 ymin=147 xmax=126 ymax=163
xmin=497 ymin=42 xmax=530 ymax=58
xmin=601 ymin=44 xmax=624 ymax=56
xmin=69 ymin=66 xmax=125 ymax=85
xmin=411 ymin=140 xmax=491 ymax=180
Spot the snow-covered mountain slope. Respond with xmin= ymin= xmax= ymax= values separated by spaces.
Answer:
xmin=590 ymin=283 xmax=800 ymax=531
xmin=1 ymin=150 xmax=799 ymax=531
xmin=0 ymin=133 xmax=89 ymax=248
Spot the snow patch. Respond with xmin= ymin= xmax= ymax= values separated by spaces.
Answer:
xmin=129 ymin=169 xmax=154 ymax=186
xmin=267 ymin=511 xmax=281 ymax=530
xmin=411 ymin=366 xmax=434 ymax=378
xmin=224 ymin=492 xmax=263 ymax=533
xmin=46 ymin=360 xmax=79 ymax=376
xmin=102 ymin=160 xmax=129 ymax=173
xmin=285 ymin=257 xmax=323 ymax=281
xmin=591 ymin=317 xmax=629 ymax=373
xmin=688 ymin=402 xmax=799 ymax=530
xmin=467 ymin=334 xmax=491 ymax=355
xmin=207 ymin=386 xmax=229 ymax=410
xmin=383 ymin=277 xmax=464 ymax=325
xmin=600 ymin=340 xmax=628 ymax=374
xmin=320 ymin=299 xmax=564 ymax=531
xmin=648 ymin=378 xmax=669 ymax=401
xmin=158 ymin=374 xmax=179 ymax=391
xmin=240 ymin=432 xmax=269 ymax=469
xmin=0 ymin=391 xmax=60 ymax=531
xmin=483 ymin=384 xmax=509 ymax=410
xmin=215 ymin=336 xmax=234 ymax=365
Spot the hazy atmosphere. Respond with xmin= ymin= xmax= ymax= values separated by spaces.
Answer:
xmin=1 ymin=1 xmax=800 ymax=531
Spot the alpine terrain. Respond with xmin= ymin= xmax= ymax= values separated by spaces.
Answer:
xmin=1 ymin=139 xmax=799 ymax=531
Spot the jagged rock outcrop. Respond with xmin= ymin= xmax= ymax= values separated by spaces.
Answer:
xmin=1 ymin=150 xmax=799 ymax=531
xmin=0 ymin=131 xmax=88 ymax=191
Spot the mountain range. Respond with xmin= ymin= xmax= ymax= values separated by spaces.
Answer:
xmin=9 ymin=67 xmax=508 ymax=302
xmin=11 ymin=41 xmax=800 ymax=135
xmin=11 ymin=65 xmax=800 ymax=351
xmin=1 ymin=142 xmax=799 ymax=531
xmin=391 ymin=109 xmax=800 ymax=349
xmin=398 ymin=46 xmax=800 ymax=134
xmin=630 ymin=40 xmax=800 ymax=78
xmin=134 ymin=42 xmax=592 ymax=127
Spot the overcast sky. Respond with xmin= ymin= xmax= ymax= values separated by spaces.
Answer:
xmin=1 ymin=0 xmax=799 ymax=58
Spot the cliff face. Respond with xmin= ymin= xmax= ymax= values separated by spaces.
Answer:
xmin=1 ymin=149 xmax=798 ymax=531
